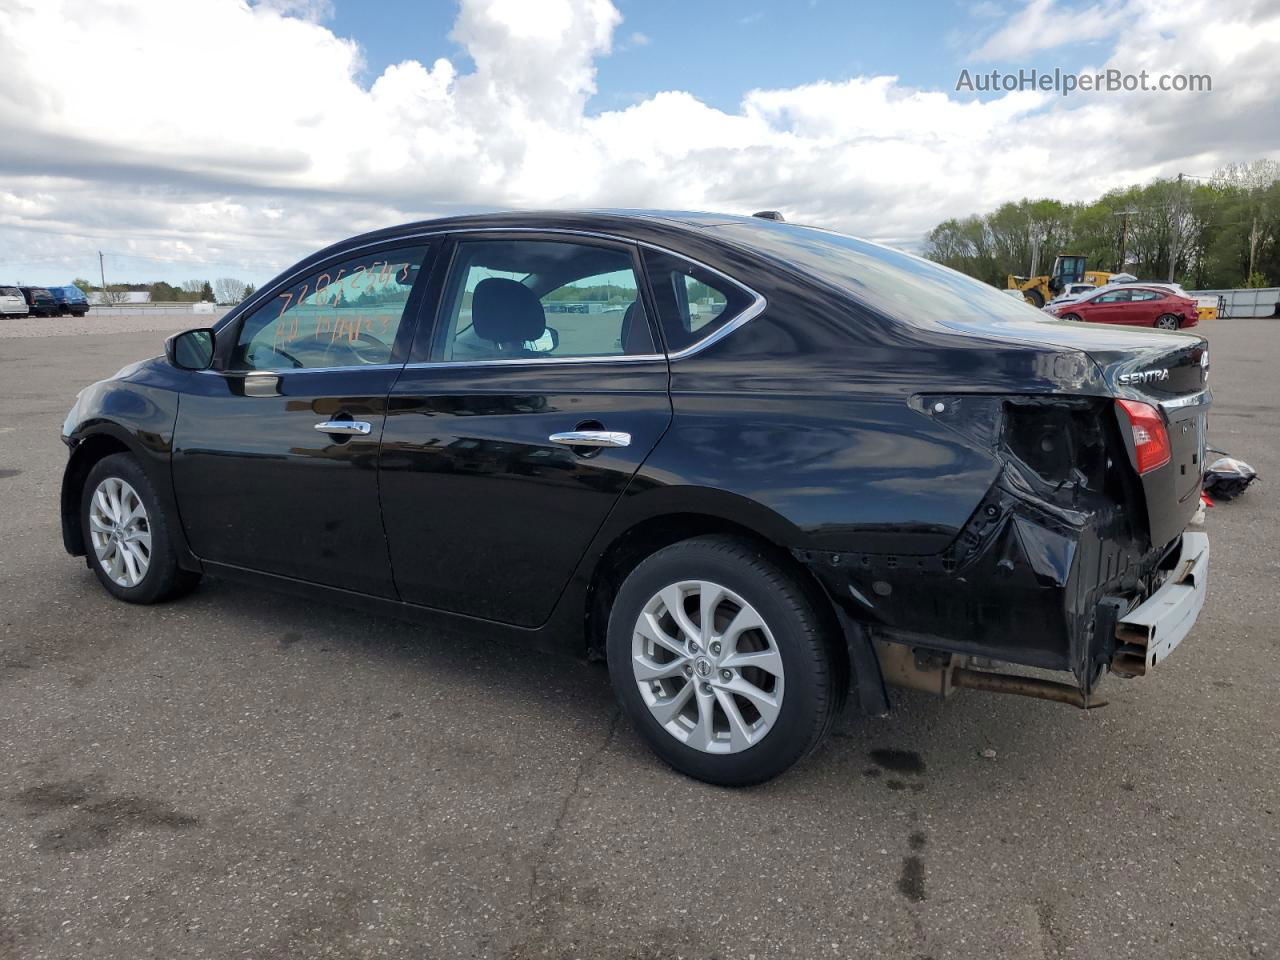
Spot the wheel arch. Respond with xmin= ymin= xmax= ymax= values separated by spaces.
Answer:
xmin=60 ymin=429 xmax=136 ymax=556
xmin=60 ymin=423 xmax=198 ymax=575
xmin=581 ymin=509 xmax=855 ymax=705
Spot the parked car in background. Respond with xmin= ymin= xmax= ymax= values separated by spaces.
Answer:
xmin=1048 ymin=284 xmax=1200 ymax=329
xmin=48 ymin=285 xmax=91 ymax=317
xmin=59 ymin=211 xmax=1211 ymax=785
xmin=1043 ymin=282 xmax=1098 ymax=311
xmin=19 ymin=286 xmax=59 ymax=318
xmin=0 ymin=286 xmax=29 ymax=317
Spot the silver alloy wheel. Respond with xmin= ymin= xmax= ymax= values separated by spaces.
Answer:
xmin=1156 ymin=315 xmax=1179 ymax=330
xmin=631 ymin=579 xmax=784 ymax=754
xmin=89 ymin=476 xmax=152 ymax=588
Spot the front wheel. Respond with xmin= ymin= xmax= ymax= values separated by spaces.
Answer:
xmin=1155 ymin=314 xmax=1180 ymax=330
xmin=1062 ymin=312 xmax=1083 ymax=322
xmin=1022 ymin=288 xmax=1045 ymax=308
xmin=606 ymin=535 xmax=844 ymax=786
xmin=81 ymin=453 xmax=200 ymax=603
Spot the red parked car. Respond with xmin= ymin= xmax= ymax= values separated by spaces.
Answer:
xmin=1049 ymin=285 xmax=1200 ymax=330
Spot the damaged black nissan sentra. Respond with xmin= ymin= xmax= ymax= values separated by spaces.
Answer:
xmin=60 ymin=211 xmax=1210 ymax=785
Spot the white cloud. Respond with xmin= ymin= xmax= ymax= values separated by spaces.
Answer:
xmin=969 ymin=0 xmax=1130 ymax=60
xmin=0 ymin=0 xmax=1277 ymax=285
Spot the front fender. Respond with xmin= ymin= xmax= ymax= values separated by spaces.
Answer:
xmin=59 ymin=373 xmax=194 ymax=569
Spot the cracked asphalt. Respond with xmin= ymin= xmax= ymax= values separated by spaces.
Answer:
xmin=1 ymin=318 xmax=1277 ymax=959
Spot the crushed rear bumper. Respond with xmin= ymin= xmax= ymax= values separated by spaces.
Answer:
xmin=1111 ymin=532 xmax=1209 ymax=677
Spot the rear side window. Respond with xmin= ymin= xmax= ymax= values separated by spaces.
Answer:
xmin=1093 ymin=290 xmax=1130 ymax=304
xmin=435 ymin=238 xmax=655 ymax=361
xmin=0 ymin=287 xmax=18 ymax=296
xmin=640 ymin=250 xmax=755 ymax=353
xmin=231 ymin=245 xmax=429 ymax=371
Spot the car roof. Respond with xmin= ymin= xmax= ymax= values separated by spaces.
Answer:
xmin=329 ymin=209 xmax=756 ymax=248
xmin=285 ymin=209 xmax=809 ymax=295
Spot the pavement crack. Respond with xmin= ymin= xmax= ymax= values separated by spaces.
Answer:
xmin=516 ymin=707 xmax=622 ymax=936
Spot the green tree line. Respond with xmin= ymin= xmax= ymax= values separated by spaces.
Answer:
xmin=922 ymin=159 xmax=1279 ymax=290
xmin=70 ymin=278 xmax=256 ymax=304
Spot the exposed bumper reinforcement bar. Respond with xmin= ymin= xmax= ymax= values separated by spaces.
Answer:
xmin=1111 ymin=531 xmax=1210 ymax=678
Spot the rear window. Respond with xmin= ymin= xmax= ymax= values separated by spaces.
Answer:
xmin=0 ymin=287 xmax=18 ymax=296
xmin=711 ymin=220 xmax=1047 ymax=327
xmin=639 ymin=249 xmax=756 ymax=352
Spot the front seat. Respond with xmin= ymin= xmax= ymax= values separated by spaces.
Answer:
xmin=472 ymin=278 xmax=547 ymax=356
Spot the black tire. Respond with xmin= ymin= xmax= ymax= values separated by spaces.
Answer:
xmin=1023 ymin=288 xmax=1045 ymax=308
xmin=80 ymin=453 xmax=200 ymax=604
xmin=606 ymin=535 xmax=843 ymax=787
xmin=1155 ymin=314 xmax=1180 ymax=330
xmin=1063 ymin=313 xmax=1083 ymax=323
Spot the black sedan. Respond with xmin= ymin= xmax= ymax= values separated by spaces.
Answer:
xmin=60 ymin=211 xmax=1211 ymax=784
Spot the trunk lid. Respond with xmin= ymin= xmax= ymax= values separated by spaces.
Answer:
xmin=1101 ymin=337 xmax=1209 ymax=547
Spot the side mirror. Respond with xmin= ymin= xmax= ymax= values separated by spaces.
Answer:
xmin=165 ymin=328 xmax=215 ymax=370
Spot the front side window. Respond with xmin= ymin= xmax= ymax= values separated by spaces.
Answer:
xmin=437 ymin=239 xmax=654 ymax=361
xmin=641 ymin=249 xmax=755 ymax=353
xmin=1093 ymin=290 xmax=1130 ymax=304
xmin=231 ymin=245 xmax=429 ymax=370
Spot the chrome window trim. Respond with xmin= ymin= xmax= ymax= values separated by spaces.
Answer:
xmin=196 ymin=363 xmax=404 ymax=377
xmin=665 ymin=288 xmax=766 ymax=361
xmin=404 ymin=353 xmax=666 ymax=371
xmin=216 ymin=226 xmax=767 ymax=373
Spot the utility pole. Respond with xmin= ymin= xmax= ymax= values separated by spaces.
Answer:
xmin=1248 ymin=215 xmax=1259 ymax=281
xmin=1113 ymin=209 xmax=1138 ymax=273
xmin=98 ymin=251 xmax=107 ymax=300
xmin=1168 ymin=173 xmax=1185 ymax=282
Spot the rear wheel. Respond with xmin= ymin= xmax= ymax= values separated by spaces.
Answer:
xmin=81 ymin=453 xmax=200 ymax=603
xmin=606 ymin=535 xmax=843 ymax=786
xmin=1155 ymin=314 xmax=1180 ymax=330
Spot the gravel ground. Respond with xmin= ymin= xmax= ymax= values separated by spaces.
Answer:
xmin=0 ymin=320 xmax=1276 ymax=959
xmin=0 ymin=311 xmax=227 ymax=340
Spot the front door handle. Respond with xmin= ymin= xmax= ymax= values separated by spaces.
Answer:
xmin=549 ymin=430 xmax=631 ymax=448
xmin=315 ymin=420 xmax=372 ymax=436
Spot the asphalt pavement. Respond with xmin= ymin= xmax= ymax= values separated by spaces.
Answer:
xmin=0 ymin=319 xmax=1276 ymax=959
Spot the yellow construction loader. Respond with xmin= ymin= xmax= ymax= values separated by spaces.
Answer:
xmin=1007 ymin=255 xmax=1114 ymax=308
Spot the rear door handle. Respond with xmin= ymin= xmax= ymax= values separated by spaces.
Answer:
xmin=315 ymin=420 xmax=372 ymax=436
xmin=549 ymin=430 xmax=631 ymax=448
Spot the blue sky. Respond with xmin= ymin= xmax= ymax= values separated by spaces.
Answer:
xmin=2 ymin=0 xmax=1272 ymax=289
xmin=331 ymin=0 xmax=986 ymax=111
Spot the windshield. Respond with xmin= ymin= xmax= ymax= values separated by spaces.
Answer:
xmin=712 ymin=219 xmax=1049 ymax=327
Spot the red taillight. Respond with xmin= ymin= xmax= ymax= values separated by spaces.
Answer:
xmin=1116 ymin=399 xmax=1171 ymax=474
